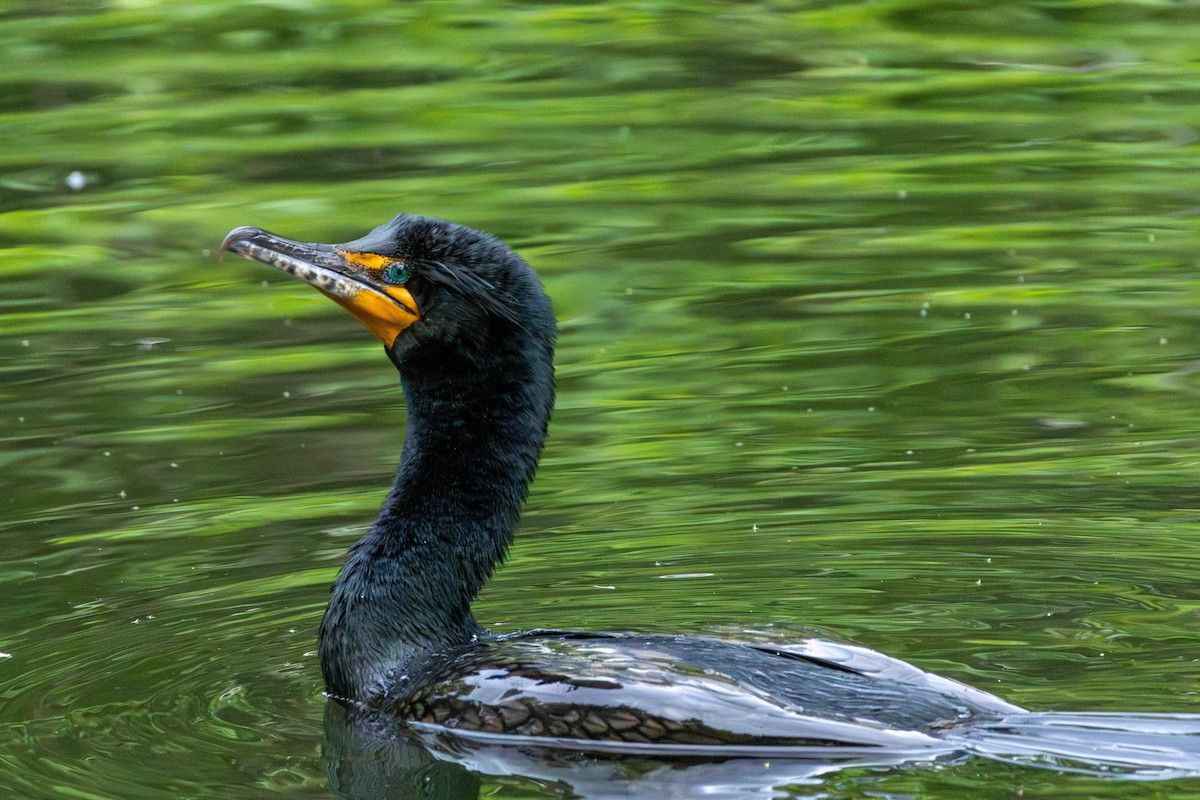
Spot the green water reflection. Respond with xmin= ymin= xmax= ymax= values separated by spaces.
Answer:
xmin=2 ymin=1 xmax=1200 ymax=797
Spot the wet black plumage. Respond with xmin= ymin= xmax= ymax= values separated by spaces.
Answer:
xmin=312 ymin=216 xmax=555 ymax=704
xmin=222 ymin=213 xmax=1200 ymax=773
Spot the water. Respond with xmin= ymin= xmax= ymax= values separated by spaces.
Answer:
xmin=2 ymin=1 xmax=1200 ymax=796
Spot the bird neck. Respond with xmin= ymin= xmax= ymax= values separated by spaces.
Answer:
xmin=319 ymin=335 xmax=554 ymax=703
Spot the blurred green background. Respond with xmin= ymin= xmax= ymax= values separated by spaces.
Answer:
xmin=2 ymin=0 xmax=1200 ymax=797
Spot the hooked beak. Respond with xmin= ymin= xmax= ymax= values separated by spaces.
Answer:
xmin=220 ymin=226 xmax=420 ymax=347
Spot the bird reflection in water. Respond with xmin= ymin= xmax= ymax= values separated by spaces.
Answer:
xmin=323 ymin=700 xmax=954 ymax=800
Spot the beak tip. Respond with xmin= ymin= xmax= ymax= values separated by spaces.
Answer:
xmin=220 ymin=225 xmax=264 ymax=258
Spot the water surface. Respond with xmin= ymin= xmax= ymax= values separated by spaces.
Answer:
xmin=2 ymin=1 xmax=1200 ymax=797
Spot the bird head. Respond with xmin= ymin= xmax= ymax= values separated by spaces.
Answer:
xmin=220 ymin=214 xmax=553 ymax=364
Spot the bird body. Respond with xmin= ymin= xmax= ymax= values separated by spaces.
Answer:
xmin=222 ymin=214 xmax=1200 ymax=773
xmin=384 ymin=629 xmax=1022 ymax=750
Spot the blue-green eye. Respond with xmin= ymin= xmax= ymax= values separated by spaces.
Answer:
xmin=383 ymin=262 xmax=411 ymax=284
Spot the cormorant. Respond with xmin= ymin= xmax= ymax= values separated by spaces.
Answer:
xmin=220 ymin=214 xmax=1200 ymax=771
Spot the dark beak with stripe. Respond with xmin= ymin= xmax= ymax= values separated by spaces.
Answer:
xmin=220 ymin=225 xmax=420 ymax=347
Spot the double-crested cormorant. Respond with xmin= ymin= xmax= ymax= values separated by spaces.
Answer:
xmin=221 ymin=214 xmax=1200 ymax=769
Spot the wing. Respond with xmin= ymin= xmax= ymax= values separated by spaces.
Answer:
xmin=388 ymin=630 xmax=1019 ymax=751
